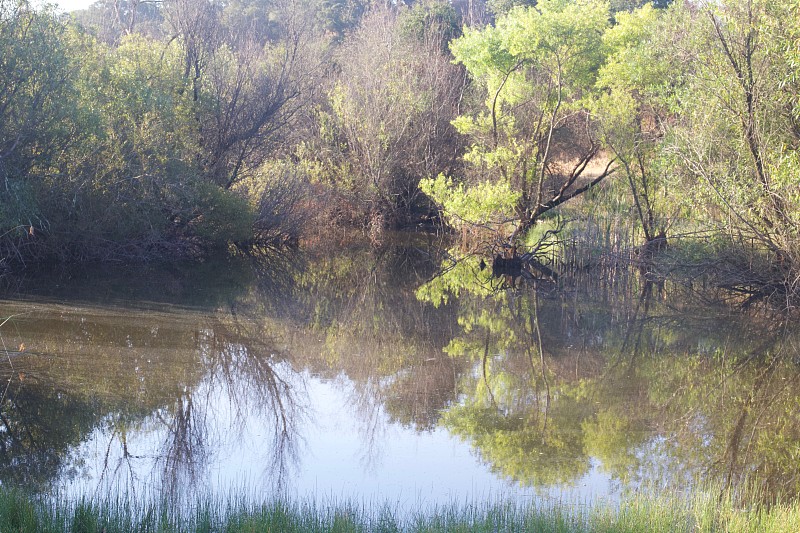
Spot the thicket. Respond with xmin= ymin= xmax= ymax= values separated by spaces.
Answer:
xmin=0 ymin=0 xmax=321 ymax=264
xmin=1 ymin=0 xmax=799 ymax=287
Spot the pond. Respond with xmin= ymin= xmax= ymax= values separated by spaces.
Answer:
xmin=1 ymin=239 xmax=799 ymax=514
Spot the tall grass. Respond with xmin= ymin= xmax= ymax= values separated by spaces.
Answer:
xmin=0 ymin=485 xmax=798 ymax=532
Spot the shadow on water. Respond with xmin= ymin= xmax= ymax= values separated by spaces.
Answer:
xmin=0 ymin=237 xmax=799 ymax=506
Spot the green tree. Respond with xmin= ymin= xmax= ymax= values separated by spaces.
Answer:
xmin=0 ymin=0 xmax=80 ymax=257
xmin=592 ymin=4 xmax=679 ymax=245
xmin=423 ymin=0 xmax=615 ymax=245
xmin=666 ymin=0 xmax=800 ymax=271
xmin=41 ymin=33 xmax=249 ymax=257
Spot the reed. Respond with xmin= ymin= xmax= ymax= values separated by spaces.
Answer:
xmin=0 ymin=485 xmax=797 ymax=532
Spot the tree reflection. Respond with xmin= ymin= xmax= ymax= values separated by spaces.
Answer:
xmin=199 ymin=316 xmax=306 ymax=490
xmin=421 ymin=246 xmax=800 ymax=500
xmin=435 ymin=280 xmax=598 ymax=486
xmin=91 ymin=312 xmax=311 ymax=502
xmin=0 ymin=376 xmax=99 ymax=492
xmin=0 ymin=241 xmax=459 ymax=497
xmin=283 ymin=241 xmax=461 ymax=466
xmin=156 ymin=393 xmax=208 ymax=501
xmin=0 ymin=260 xmax=309 ymax=500
xmin=3 ymin=241 xmax=800 ymax=505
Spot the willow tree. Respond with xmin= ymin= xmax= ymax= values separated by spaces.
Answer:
xmin=665 ymin=0 xmax=800 ymax=275
xmin=422 ymin=0 xmax=615 ymax=244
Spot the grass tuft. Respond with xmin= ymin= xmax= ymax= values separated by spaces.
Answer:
xmin=0 ymin=484 xmax=798 ymax=532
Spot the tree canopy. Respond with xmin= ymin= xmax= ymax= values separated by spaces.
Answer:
xmin=0 ymin=0 xmax=798 ymax=295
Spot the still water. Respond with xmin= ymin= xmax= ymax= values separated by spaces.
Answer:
xmin=1 ymin=241 xmax=799 ymax=512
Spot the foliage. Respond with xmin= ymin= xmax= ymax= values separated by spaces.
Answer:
xmin=591 ymin=4 xmax=679 ymax=242
xmin=305 ymin=4 xmax=464 ymax=228
xmin=238 ymin=160 xmax=309 ymax=245
xmin=657 ymin=0 xmax=800 ymax=267
xmin=427 ymin=0 xmax=615 ymax=243
xmin=0 ymin=0 xmax=317 ymax=262
xmin=419 ymin=174 xmax=519 ymax=228
xmin=3 ymin=0 xmax=800 ymax=293
xmin=0 ymin=0 xmax=80 ymax=256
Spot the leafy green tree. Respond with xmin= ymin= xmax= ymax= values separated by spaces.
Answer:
xmin=0 ymin=0 xmax=80 ymax=256
xmin=41 ymin=33 xmax=238 ymax=257
xmin=592 ymin=4 xmax=679 ymax=245
xmin=423 ymin=0 xmax=616 ymax=245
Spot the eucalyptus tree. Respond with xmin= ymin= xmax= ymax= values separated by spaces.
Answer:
xmin=421 ymin=0 xmax=615 ymax=244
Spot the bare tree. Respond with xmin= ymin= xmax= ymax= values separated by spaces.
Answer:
xmin=162 ymin=0 xmax=324 ymax=189
xmin=325 ymin=4 xmax=465 ymax=225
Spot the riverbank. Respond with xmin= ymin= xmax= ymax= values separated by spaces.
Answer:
xmin=1 ymin=487 xmax=798 ymax=532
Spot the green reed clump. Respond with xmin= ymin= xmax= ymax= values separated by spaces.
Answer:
xmin=1 ymin=485 xmax=799 ymax=532
xmin=0 ymin=487 xmax=39 ymax=531
xmin=590 ymin=486 xmax=800 ymax=533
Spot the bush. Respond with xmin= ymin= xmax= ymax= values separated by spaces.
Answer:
xmin=183 ymin=182 xmax=254 ymax=247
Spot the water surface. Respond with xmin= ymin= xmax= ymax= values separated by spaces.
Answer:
xmin=1 ymin=243 xmax=799 ymax=512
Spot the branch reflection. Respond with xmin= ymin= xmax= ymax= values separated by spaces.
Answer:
xmin=422 ymin=245 xmax=800 ymax=500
